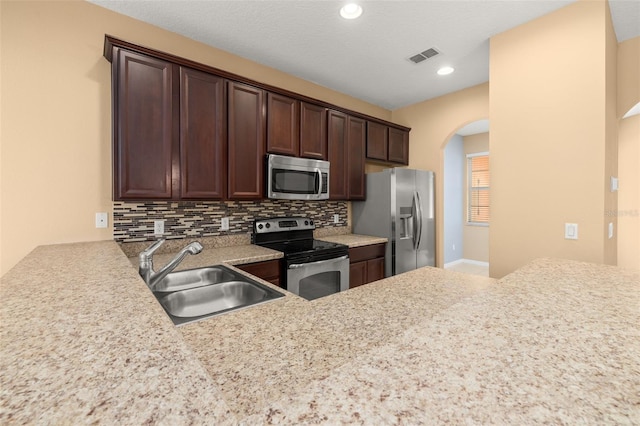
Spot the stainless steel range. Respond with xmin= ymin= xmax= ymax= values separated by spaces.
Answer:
xmin=252 ymin=217 xmax=349 ymax=300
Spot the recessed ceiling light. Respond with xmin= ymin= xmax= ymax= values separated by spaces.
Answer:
xmin=340 ymin=3 xmax=363 ymax=19
xmin=437 ymin=66 xmax=455 ymax=76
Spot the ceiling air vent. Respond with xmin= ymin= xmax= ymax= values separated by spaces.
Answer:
xmin=408 ymin=48 xmax=440 ymax=64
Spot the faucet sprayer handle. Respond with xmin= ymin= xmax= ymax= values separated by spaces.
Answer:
xmin=139 ymin=239 xmax=165 ymax=264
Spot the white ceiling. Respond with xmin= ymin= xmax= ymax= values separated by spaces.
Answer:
xmin=90 ymin=0 xmax=640 ymax=111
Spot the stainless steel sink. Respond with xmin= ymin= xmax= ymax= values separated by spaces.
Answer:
xmin=151 ymin=265 xmax=285 ymax=326
xmin=153 ymin=266 xmax=236 ymax=293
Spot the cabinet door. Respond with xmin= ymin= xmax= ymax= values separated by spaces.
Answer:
xmin=180 ymin=67 xmax=226 ymax=199
xmin=366 ymin=257 xmax=385 ymax=283
xmin=349 ymin=261 xmax=367 ymax=289
xmin=327 ymin=110 xmax=348 ymax=200
xmin=267 ymin=93 xmax=299 ymax=156
xmin=113 ymin=48 xmax=176 ymax=200
xmin=388 ymin=128 xmax=409 ymax=165
xmin=300 ymin=102 xmax=327 ymax=159
xmin=366 ymin=121 xmax=388 ymax=161
xmin=237 ymin=260 xmax=281 ymax=287
xmin=347 ymin=116 xmax=366 ymax=200
xmin=228 ymin=82 xmax=265 ymax=199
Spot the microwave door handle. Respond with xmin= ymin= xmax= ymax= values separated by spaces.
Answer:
xmin=316 ymin=168 xmax=322 ymax=197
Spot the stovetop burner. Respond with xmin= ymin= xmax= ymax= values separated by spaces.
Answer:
xmin=251 ymin=217 xmax=349 ymax=263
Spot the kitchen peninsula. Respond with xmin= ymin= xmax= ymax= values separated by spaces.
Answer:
xmin=1 ymin=240 xmax=638 ymax=424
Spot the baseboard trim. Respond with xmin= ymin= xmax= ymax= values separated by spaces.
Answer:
xmin=444 ymin=259 xmax=489 ymax=268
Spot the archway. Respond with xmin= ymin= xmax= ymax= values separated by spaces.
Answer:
xmin=442 ymin=119 xmax=490 ymax=276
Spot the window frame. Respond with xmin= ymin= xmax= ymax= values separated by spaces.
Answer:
xmin=466 ymin=151 xmax=490 ymax=227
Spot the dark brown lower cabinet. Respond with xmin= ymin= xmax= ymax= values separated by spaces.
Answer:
xmin=348 ymin=243 xmax=386 ymax=289
xmin=236 ymin=259 xmax=281 ymax=287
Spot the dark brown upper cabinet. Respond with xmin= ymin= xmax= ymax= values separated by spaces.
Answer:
xmin=111 ymin=47 xmax=228 ymax=201
xmin=328 ymin=110 xmax=348 ymax=200
xmin=105 ymin=36 xmax=410 ymax=201
xmin=328 ymin=110 xmax=365 ymax=200
xmin=366 ymin=121 xmax=388 ymax=162
xmin=266 ymin=92 xmax=299 ymax=156
xmin=388 ymin=127 xmax=410 ymax=165
xmin=299 ymin=102 xmax=327 ymax=160
xmin=227 ymin=81 xmax=265 ymax=199
xmin=112 ymin=48 xmax=177 ymax=200
xmin=347 ymin=116 xmax=366 ymax=200
xmin=180 ymin=67 xmax=226 ymax=199
xmin=366 ymin=122 xmax=409 ymax=166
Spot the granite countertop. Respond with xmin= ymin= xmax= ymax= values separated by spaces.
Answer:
xmin=1 ymin=237 xmax=639 ymax=424
xmin=128 ymin=242 xmax=284 ymax=272
xmin=317 ymin=233 xmax=387 ymax=248
xmin=0 ymin=241 xmax=235 ymax=424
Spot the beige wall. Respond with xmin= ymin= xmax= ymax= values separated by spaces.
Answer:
xmin=0 ymin=0 xmax=391 ymax=276
xmin=392 ymin=83 xmax=489 ymax=267
xmin=603 ymin=2 xmax=618 ymax=266
xmin=618 ymin=38 xmax=640 ymax=117
xmin=489 ymin=0 xmax=617 ymax=278
xmin=617 ymin=37 xmax=640 ymax=270
xmin=618 ymin=114 xmax=640 ymax=269
xmin=463 ymin=133 xmax=489 ymax=263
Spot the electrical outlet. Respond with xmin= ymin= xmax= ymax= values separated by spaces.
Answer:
xmin=154 ymin=220 xmax=165 ymax=236
xmin=333 ymin=214 xmax=340 ymax=224
xmin=608 ymin=222 xmax=614 ymax=239
xmin=95 ymin=212 xmax=108 ymax=228
xmin=221 ymin=217 xmax=230 ymax=231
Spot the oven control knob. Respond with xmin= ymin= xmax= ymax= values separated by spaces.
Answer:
xmin=258 ymin=224 xmax=263 ymax=230
xmin=309 ymin=220 xmax=314 ymax=226
xmin=304 ymin=220 xmax=309 ymax=225
xmin=265 ymin=223 xmax=271 ymax=229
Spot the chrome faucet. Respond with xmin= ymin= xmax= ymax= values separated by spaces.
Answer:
xmin=138 ymin=239 xmax=203 ymax=290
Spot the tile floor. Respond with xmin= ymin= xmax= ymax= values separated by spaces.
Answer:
xmin=444 ymin=260 xmax=489 ymax=277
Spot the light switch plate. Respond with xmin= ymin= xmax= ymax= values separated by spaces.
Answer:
xmin=565 ymin=223 xmax=578 ymax=240
xmin=95 ymin=212 xmax=108 ymax=228
xmin=221 ymin=217 xmax=230 ymax=231
xmin=610 ymin=176 xmax=619 ymax=192
xmin=333 ymin=214 xmax=340 ymax=224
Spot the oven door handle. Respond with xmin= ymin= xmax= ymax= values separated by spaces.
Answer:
xmin=288 ymin=255 xmax=349 ymax=270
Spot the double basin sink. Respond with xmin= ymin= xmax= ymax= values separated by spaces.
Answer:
xmin=152 ymin=265 xmax=285 ymax=326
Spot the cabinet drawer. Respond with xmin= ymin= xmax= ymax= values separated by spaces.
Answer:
xmin=237 ymin=259 xmax=280 ymax=280
xmin=349 ymin=243 xmax=385 ymax=263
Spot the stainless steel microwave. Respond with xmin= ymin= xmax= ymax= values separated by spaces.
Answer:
xmin=266 ymin=154 xmax=330 ymax=200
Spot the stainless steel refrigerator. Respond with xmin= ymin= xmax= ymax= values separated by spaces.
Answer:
xmin=352 ymin=168 xmax=435 ymax=277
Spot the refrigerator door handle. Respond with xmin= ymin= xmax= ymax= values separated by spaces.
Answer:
xmin=412 ymin=191 xmax=423 ymax=250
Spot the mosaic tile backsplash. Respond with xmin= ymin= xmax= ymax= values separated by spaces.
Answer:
xmin=113 ymin=200 xmax=348 ymax=243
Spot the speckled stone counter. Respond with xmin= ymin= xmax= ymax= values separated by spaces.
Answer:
xmin=317 ymin=233 xmax=387 ymax=248
xmin=2 ymin=239 xmax=638 ymax=424
xmin=127 ymin=242 xmax=283 ymax=272
xmin=239 ymin=259 xmax=640 ymax=424
xmin=0 ymin=241 xmax=235 ymax=424
xmin=179 ymin=266 xmax=495 ymax=420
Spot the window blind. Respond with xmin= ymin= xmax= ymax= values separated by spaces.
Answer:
xmin=468 ymin=154 xmax=489 ymax=223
